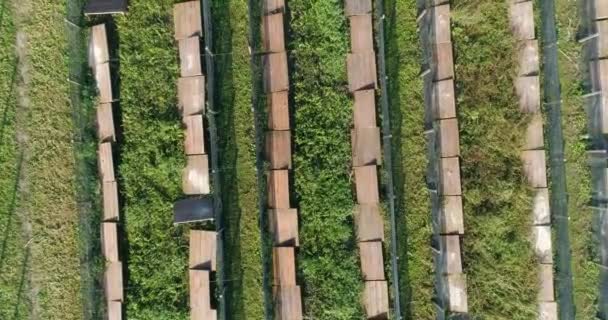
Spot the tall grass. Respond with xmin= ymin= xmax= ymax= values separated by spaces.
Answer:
xmin=289 ymin=0 xmax=364 ymax=318
xmin=452 ymin=1 xmax=538 ymax=318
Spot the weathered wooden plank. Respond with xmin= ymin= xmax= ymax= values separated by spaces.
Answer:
xmin=351 ymin=127 xmax=382 ymax=167
xmin=354 ymin=204 xmax=384 ymax=242
xmin=347 ymin=52 xmax=378 ymax=92
xmin=439 ymin=118 xmax=460 ymax=158
xmin=433 ymin=42 xmax=454 ymax=81
xmin=269 ymin=208 xmax=299 ymax=246
xmin=97 ymin=103 xmax=116 ymax=143
xmin=350 ymin=15 xmax=374 ymax=53
xmin=516 ymin=76 xmax=541 ymax=113
xmin=433 ymin=4 xmax=451 ymax=44
xmin=533 ymin=188 xmax=551 ymax=225
xmin=518 ymin=39 xmax=539 ymax=76
xmin=354 ymin=165 xmax=380 ymax=204
xmin=533 ymin=226 xmax=553 ymax=264
xmin=173 ymin=1 xmax=202 ymax=40
xmin=190 ymin=230 xmax=217 ymax=271
xmin=89 ymin=24 xmax=109 ymax=67
xmin=433 ymin=79 xmax=456 ymax=120
xmin=359 ymin=241 xmax=385 ymax=281
xmin=182 ymin=154 xmax=210 ymax=195
xmin=441 ymin=196 xmax=464 ymax=235
xmin=101 ymin=222 xmax=119 ymax=262
xmin=102 ymin=181 xmax=119 ymax=221
xmin=599 ymin=20 xmax=608 ymax=59
xmin=263 ymin=52 xmax=289 ymax=93
xmin=263 ymin=13 xmax=285 ymax=53
xmin=95 ymin=62 xmax=113 ymax=103
xmin=440 ymin=157 xmax=461 ymax=196
xmin=268 ymin=91 xmax=290 ymax=130
xmin=524 ymin=113 xmax=544 ymax=150
xmin=363 ymin=281 xmax=389 ymax=319
xmin=266 ymin=130 xmax=292 ymax=170
xmin=263 ymin=0 xmax=285 ymax=15
xmin=522 ymin=149 xmax=548 ymax=188
xmin=107 ymin=301 xmax=122 ymax=320
xmin=442 ymin=235 xmax=462 ymax=274
xmin=104 ymin=261 xmax=123 ymax=302
xmin=539 ymin=302 xmax=558 ymax=320
xmin=178 ymin=37 xmax=202 ymax=77
xmin=274 ymin=286 xmax=303 ymax=320
xmin=345 ymin=0 xmax=372 ymax=16
xmin=353 ymin=90 xmax=377 ymax=128
xmin=446 ymin=273 xmax=468 ymax=313
xmin=189 ymin=269 xmax=214 ymax=316
xmin=184 ymin=115 xmax=205 ymax=155
xmin=597 ymin=0 xmax=608 ymax=20
xmin=268 ymin=170 xmax=290 ymax=209
xmin=538 ymin=263 xmax=555 ymax=302
xmin=273 ymin=247 xmax=297 ymax=286
xmin=178 ymin=76 xmax=206 ymax=116
xmin=510 ymin=1 xmax=535 ymax=40
xmin=99 ymin=142 xmax=115 ymax=182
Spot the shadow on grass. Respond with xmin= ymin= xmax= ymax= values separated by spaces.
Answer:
xmin=0 ymin=150 xmax=23 ymax=275
xmin=11 ymin=245 xmax=29 ymax=320
xmin=0 ymin=61 xmax=17 ymax=150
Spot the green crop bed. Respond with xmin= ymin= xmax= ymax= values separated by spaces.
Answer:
xmin=385 ymin=0 xmax=434 ymax=318
xmin=452 ymin=1 xmax=538 ymax=318
xmin=289 ymin=0 xmax=364 ymax=318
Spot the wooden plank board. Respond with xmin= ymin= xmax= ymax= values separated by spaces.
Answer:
xmin=347 ymin=52 xmax=377 ymax=92
xmin=538 ymin=263 xmax=555 ymax=302
xmin=439 ymin=118 xmax=460 ymax=158
xmin=263 ymin=13 xmax=285 ymax=53
xmin=354 ymin=204 xmax=384 ymax=242
xmin=104 ymin=261 xmax=123 ymax=302
xmin=268 ymin=91 xmax=290 ymax=130
xmin=101 ymin=222 xmax=119 ymax=262
xmin=274 ymin=286 xmax=303 ymax=320
xmin=598 ymin=20 xmax=608 ymax=59
xmin=99 ymin=142 xmax=115 ymax=182
xmin=173 ymin=1 xmax=202 ymax=40
xmin=269 ymin=208 xmax=299 ymax=246
xmin=189 ymin=269 xmax=214 ymax=315
xmin=95 ymin=62 xmax=113 ymax=103
xmin=273 ymin=247 xmax=297 ymax=286
xmin=518 ymin=39 xmax=539 ymax=76
xmin=266 ymin=130 xmax=292 ymax=170
xmin=345 ymin=0 xmax=372 ymax=16
xmin=522 ymin=149 xmax=548 ymax=188
xmin=268 ymin=169 xmax=290 ymax=209
xmin=441 ymin=196 xmax=464 ymax=235
xmin=510 ymin=1 xmax=535 ymax=40
xmin=191 ymin=309 xmax=217 ymax=320
xmin=533 ymin=225 xmax=553 ymax=264
xmin=89 ymin=24 xmax=109 ymax=67
xmin=446 ymin=273 xmax=468 ymax=313
xmin=363 ymin=281 xmax=389 ymax=319
xmin=189 ymin=230 xmax=217 ymax=271
xmin=516 ymin=76 xmax=541 ymax=113
xmin=599 ymin=60 xmax=608 ymax=134
xmin=184 ymin=115 xmax=206 ymax=155
xmin=524 ymin=113 xmax=544 ymax=150
xmin=354 ymin=165 xmax=380 ymax=204
xmin=440 ymin=157 xmax=461 ymax=196
xmin=178 ymin=76 xmax=206 ymax=116
xmin=533 ymin=188 xmax=551 ymax=225
xmin=263 ymin=52 xmax=289 ymax=93
xmin=107 ymin=301 xmax=122 ymax=320
xmin=97 ymin=103 xmax=115 ymax=143
xmin=102 ymin=181 xmax=119 ymax=221
xmin=263 ymin=0 xmax=285 ymax=14
xmin=359 ymin=241 xmax=385 ymax=281
xmin=433 ymin=4 xmax=451 ymax=44
xmin=353 ymin=90 xmax=376 ymax=128
xmin=351 ymin=127 xmax=381 ymax=167
xmin=539 ymin=302 xmax=558 ymax=320
xmin=178 ymin=37 xmax=202 ymax=77
xmin=433 ymin=79 xmax=456 ymax=120
xmin=597 ymin=0 xmax=608 ymax=20
xmin=182 ymin=154 xmax=210 ymax=195
xmin=350 ymin=15 xmax=374 ymax=53
xmin=442 ymin=235 xmax=462 ymax=274
xmin=433 ymin=43 xmax=454 ymax=81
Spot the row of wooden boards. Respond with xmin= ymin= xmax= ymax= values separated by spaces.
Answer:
xmin=262 ymin=1 xmax=304 ymax=319
xmin=90 ymin=23 xmax=124 ymax=320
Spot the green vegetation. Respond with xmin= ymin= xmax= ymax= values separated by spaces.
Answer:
xmin=384 ymin=0 xmax=434 ymax=318
xmin=289 ymin=0 xmax=364 ymax=318
xmin=554 ymin=0 xmax=598 ymax=317
xmin=452 ymin=1 xmax=538 ymax=318
xmin=0 ymin=2 xmax=29 ymax=319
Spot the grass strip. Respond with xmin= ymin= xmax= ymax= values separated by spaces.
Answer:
xmin=384 ymin=0 xmax=434 ymax=318
xmin=452 ymin=1 xmax=538 ymax=318
xmin=289 ymin=0 xmax=364 ymax=318
xmin=554 ymin=0 xmax=598 ymax=317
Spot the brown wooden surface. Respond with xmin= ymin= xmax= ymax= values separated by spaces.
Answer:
xmin=95 ymin=62 xmax=113 ymax=103
xmin=97 ymin=103 xmax=115 ymax=143
xmin=597 ymin=0 xmax=608 ymax=20
xmin=263 ymin=52 xmax=289 ymax=93
xmin=353 ymin=90 xmax=376 ymax=128
xmin=273 ymin=247 xmax=296 ymax=286
xmin=351 ymin=127 xmax=382 ymax=167
xmin=518 ymin=39 xmax=539 ymax=76
xmin=354 ymin=204 xmax=384 ymax=242
xmin=442 ymin=235 xmax=462 ymax=274
xmin=440 ymin=157 xmax=461 ymax=196
xmin=345 ymin=0 xmax=372 ymax=16
xmin=268 ymin=91 xmax=290 ymax=130
xmin=354 ymin=165 xmax=380 ymax=204
xmin=433 ymin=4 xmax=451 ymax=44
xmin=107 ymin=301 xmax=122 ymax=320
xmin=89 ymin=24 xmax=109 ymax=67
xmin=105 ymin=261 xmax=123 ymax=302
xmin=101 ymin=222 xmax=119 ymax=262
xmin=439 ymin=118 xmax=460 ymax=158
xmin=173 ymin=1 xmax=202 ymax=40
xmin=263 ymin=0 xmax=285 ymax=14
xmin=598 ymin=20 xmax=608 ymax=59
xmin=363 ymin=281 xmax=389 ymax=319
xmin=533 ymin=188 xmax=551 ymax=225
xmin=184 ymin=115 xmax=206 ymax=155
xmin=441 ymin=195 xmax=464 ymax=235
xmin=509 ymin=1 xmax=535 ymax=40
xmin=359 ymin=241 xmax=385 ymax=281
xmin=263 ymin=13 xmax=285 ymax=53
xmin=446 ymin=273 xmax=468 ymax=313
xmin=99 ymin=142 xmax=115 ymax=182
xmin=274 ymin=286 xmax=303 ymax=320
xmin=102 ymin=181 xmax=119 ymax=221
xmin=190 ymin=230 xmax=217 ymax=271
xmin=433 ymin=42 xmax=454 ymax=81
xmin=350 ymin=15 xmax=374 ymax=53
xmin=266 ymin=130 xmax=292 ymax=169
xmin=533 ymin=225 xmax=553 ymax=264
xmin=539 ymin=302 xmax=558 ymax=320
xmin=347 ymin=52 xmax=377 ymax=92
xmin=524 ymin=113 xmax=544 ymax=150
xmin=178 ymin=37 xmax=202 ymax=77
xmin=268 ymin=170 xmax=290 ymax=209
xmin=183 ymin=154 xmax=210 ymax=195
xmin=433 ymin=79 xmax=456 ymax=120
xmin=191 ymin=309 xmax=217 ymax=320
xmin=516 ymin=76 xmax=541 ymax=113
xmin=521 ymin=149 xmax=548 ymax=188
xmin=599 ymin=60 xmax=608 ymax=134
xmin=178 ymin=76 xmax=206 ymax=116
xmin=190 ymin=269 xmax=217 ymax=319
xmin=269 ymin=208 xmax=299 ymax=246
xmin=538 ymin=263 xmax=555 ymax=302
